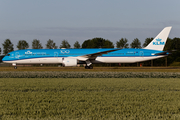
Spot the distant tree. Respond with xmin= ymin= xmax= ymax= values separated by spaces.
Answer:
xmin=2 ymin=39 xmax=14 ymax=55
xmin=143 ymin=38 xmax=153 ymax=48
xmin=168 ymin=37 xmax=180 ymax=63
xmin=82 ymin=40 xmax=91 ymax=48
xmin=171 ymin=37 xmax=180 ymax=51
xmin=163 ymin=38 xmax=172 ymax=51
xmin=32 ymin=39 xmax=43 ymax=49
xmin=60 ymin=40 xmax=71 ymax=48
xmin=0 ymin=48 xmax=1 ymax=55
xmin=17 ymin=40 xmax=29 ymax=50
xmin=74 ymin=41 xmax=81 ymax=48
xmin=82 ymin=38 xmax=114 ymax=48
xmin=46 ymin=39 xmax=57 ymax=49
xmin=116 ymin=38 xmax=129 ymax=48
xmin=103 ymin=40 xmax=114 ymax=48
xmin=130 ymin=38 xmax=141 ymax=48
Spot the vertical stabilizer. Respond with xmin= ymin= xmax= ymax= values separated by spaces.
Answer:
xmin=144 ymin=27 xmax=172 ymax=51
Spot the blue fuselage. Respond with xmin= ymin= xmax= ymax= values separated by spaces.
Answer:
xmin=2 ymin=48 xmax=167 ymax=64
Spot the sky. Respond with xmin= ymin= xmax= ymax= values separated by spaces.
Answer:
xmin=0 ymin=0 xmax=180 ymax=50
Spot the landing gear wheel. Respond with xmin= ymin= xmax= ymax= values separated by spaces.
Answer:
xmin=89 ymin=66 xmax=93 ymax=69
xmin=85 ymin=66 xmax=93 ymax=69
xmin=14 ymin=66 xmax=17 ymax=69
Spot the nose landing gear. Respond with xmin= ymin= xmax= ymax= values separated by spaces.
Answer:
xmin=12 ymin=63 xmax=17 ymax=69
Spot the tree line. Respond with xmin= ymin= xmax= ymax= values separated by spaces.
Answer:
xmin=0 ymin=37 xmax=151 ymax=55
xmin=1 ymin=37 xmax=180 ymax=66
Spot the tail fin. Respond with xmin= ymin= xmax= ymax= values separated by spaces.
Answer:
xmin=144 ymin=26 xmax=172 ymax=51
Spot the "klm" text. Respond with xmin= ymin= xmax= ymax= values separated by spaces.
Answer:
xmin=153 ymin=42 xmax=165 ymax=45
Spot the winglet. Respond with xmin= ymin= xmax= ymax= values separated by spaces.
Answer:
xmin=144 ymin=27 xmax=172 ymax=51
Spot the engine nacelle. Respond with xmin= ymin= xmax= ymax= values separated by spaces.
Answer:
xmin=62 ymin=58 xmax=77 ymax=67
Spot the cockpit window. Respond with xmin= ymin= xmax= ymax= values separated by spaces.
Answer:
xmin=7 ymin=54 xmax=10 ymax=56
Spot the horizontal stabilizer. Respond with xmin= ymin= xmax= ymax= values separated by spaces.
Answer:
xmin=155 ymin=51 xmax=169 ymax=55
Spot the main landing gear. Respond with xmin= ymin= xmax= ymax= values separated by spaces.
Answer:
xmin=85 ymin=60 xmax=93 ymax=69
xmin=85 ymin=65 xmax=93 ymax=69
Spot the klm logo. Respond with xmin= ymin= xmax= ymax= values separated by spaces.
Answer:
xmin=153 ymin=38 xmax=165 ymax=45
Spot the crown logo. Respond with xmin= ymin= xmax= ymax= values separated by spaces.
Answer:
xmin=156 ymin=38 xmax=162 ymax=41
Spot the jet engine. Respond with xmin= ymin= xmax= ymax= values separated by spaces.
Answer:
xmin=62 ymin=58 xmax=77 ymax=67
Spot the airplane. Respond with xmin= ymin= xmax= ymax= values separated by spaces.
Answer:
xmin=2 ymin=26 xmax=172 ymax=69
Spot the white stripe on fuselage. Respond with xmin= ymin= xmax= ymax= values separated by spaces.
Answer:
xmin=3 ymin=57 xmax=62 ymax=64
xmin=93 ymin=56 xmax=164 ymax=63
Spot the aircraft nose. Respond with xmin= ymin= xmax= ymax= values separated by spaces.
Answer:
xmin=2 ymin=57 xmax=5 ymax=61
xmin=2 ymin=56 xmax=7 ymax=62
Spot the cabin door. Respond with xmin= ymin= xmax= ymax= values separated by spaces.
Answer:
xmin=54 ymin=52 xmax=58 ymax=57
xmin=140 ymin=51 xmax=144 ymax=57
xmin=15 ymin=52 xmax=20 ymax=59
xmin=54 ymin=52 xmax=59 ymax=63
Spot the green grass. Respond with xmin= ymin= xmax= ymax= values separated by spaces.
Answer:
xmin=1 ymin=71 xmax=180 ymax=78
xmin=1 ymin=78 xmax=180 ymax=119
xmin=170 ymin=62 xmax=180 ymax=66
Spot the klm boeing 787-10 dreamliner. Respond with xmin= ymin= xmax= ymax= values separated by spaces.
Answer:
xmin=2 ymin=27 xmax=172 ymax=69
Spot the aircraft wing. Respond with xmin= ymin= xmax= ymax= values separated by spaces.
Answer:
xmin=79 ymin=49 xmax=121 ymax=60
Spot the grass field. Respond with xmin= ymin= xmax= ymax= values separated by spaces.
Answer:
xmin=1 ymin=66 xmax=180 ymax=72
xmin=1 ymin=78 xmax=180 ymax=119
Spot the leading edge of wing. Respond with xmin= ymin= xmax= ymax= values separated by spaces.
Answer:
xmin=79 ymin=48 xmax=121 ymax=60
